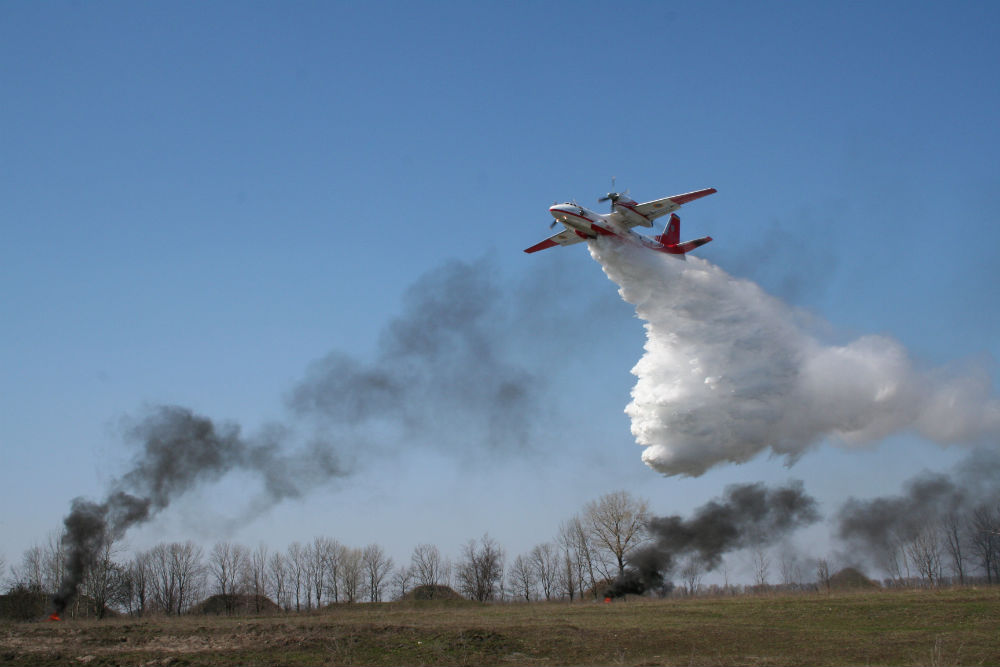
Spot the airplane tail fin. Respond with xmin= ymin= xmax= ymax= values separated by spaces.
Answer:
xmin=654 ymin=214 xmax=713 ymax=254
xmin=655 ymin=213 xmax=681 ymax=246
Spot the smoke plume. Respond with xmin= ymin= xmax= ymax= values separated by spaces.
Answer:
xmin=607 ymin=481 xmax=819 ymax=597
xmin=53 ymin=258 xmax=547 ymax=612
xmin=53 ymin=406 xmax=347 ymax=613
xmin=836 ymin=447 xmax=1000 ymax=572
xmin=589 ymin=238 xmax=1000 ymax=476
xmin=289 ymin=258 xmax=545 ymax=452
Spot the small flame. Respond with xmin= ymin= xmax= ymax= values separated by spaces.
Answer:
xmin=603 ymin=596 xmax=612 ymax=604
xmin=48 ymin=613 xmax=61 ymax=622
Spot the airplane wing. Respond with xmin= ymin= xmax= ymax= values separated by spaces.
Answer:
xmin=524 ymin=228 xmax=588 ymax=253
xmin=632 ymin=188 xmax=717 ymax=222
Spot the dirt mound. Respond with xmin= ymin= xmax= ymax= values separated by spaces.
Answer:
xmin=0 ymin=587 xmax=118 ymax=621
xmin=192 ymin=593 xmax=282 ymax=615
xmin=0 ymin=588 xmax=49 ymax=621
xmin=404 ymin=584 xmax=465 ymax=601
xmin=829 ymin=567 xmax=880 ymax=590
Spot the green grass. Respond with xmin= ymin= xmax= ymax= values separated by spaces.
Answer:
xmin=2 ymin=588 xmax=998 ymax=665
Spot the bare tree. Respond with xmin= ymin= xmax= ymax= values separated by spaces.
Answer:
xmin=246 ymin=544 xmax=270 ymax=612
xmin=411 ymin=543 xmax=449 ymax=587
xmin=906 ymin=527 xmax=942 ymax=586
xmin=311 ymin=537 xmax=345 ymax=605
xmin=13 ymin=544 xmax=45 ymax=592
xmin=679 ymin=558 xmax=703 ymax=596
xmin=751 ymin=546 xmax=771 ymax=589
xmin=941 ymin=514 xmax=967 ymax=585
xmin=307 ymin=537 xmax=342 ymax=607
xmin=529 ymin=542 xmax=559 ymax=601
xmin=172 ymin=541 xmax=205 ymax=615
xmin=874 ymin=531 xmax=911 ymax=585
xmin=124 ymin=551 xmax=152 ymax=616
xmin=42 ymin=532 xmax=66 ymax=596
xmin=339 ymin=547 xmax=364 ymax=603
xmin=81 ymin=533 xmax=123 ymax=618
xmin=455 ymin=534 xmax=505 ymax=602
xmin=584 ymin=491 xmax=650 ymax=578
xmin=362 ymin=543 xmax=393 ymax=602
xmin=508 ymin=554 xmax=536 ymax=601
xmin=287 ymin=542 xmax=308 ymax=611
xmin=208 ymin=542 xmax=248 ymax=614
xmin=778 ymin=551 xmax=803 ymax=587
xmin=815 ymin=559 xmax=832 ymax=593
xmin=969 ymin=505 xmax=999 ymax=584
xmin=557 ymin=515 xmax=599 ymax=599
xmin=268 ymin=551 xmax=289 ymax=610
xmin=559 ymin=549 xmax=576 ymax=601
xmin=148 ymin=542 xmax=205 ymax=615
xmin=148 ymin=543 xmax=177 ymax=614
xmin=390 ymin=565 xmax=413 ymax=600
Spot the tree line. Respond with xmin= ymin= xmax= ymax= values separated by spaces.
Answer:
xmin=5 ymin=491 xmax=1000 ymax=618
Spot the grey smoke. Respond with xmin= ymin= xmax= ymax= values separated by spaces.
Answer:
xmin=54 ymin=257 xmax=551 ymax=611
xmin=608 ymin=481 xmax=820 ymax=597
xmin=54 ymin=406 xmax=348 ymax=613
xmin=836 ymin=448 xmax=1000 ymax=570
xmin=289 ymin=258 xmax=546 ymax=452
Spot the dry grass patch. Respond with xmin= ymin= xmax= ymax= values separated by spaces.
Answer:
xmin=1 ymin=588 xmax=998 ymax=665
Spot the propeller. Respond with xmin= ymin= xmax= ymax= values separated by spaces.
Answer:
xmin=597 ymin=177 xmax=627 ymax=210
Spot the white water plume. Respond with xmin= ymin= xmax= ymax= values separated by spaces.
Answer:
xmin=589 ymin=238 xmax=1000 ymax=477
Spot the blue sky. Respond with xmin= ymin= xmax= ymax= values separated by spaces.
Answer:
xmin=2 ymin=1 xmax=998 ymax=581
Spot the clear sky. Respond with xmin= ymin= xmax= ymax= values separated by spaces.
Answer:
xmin=2 ymin=1 xmax=998 ymax=583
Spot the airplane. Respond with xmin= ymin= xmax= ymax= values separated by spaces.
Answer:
xmin=524 ymin=184 xmax=717 ymax=257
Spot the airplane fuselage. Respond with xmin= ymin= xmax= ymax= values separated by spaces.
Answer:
xmin=548 ymin=204 xmax=673 ymax=253
xmin=525 ymin=187 xmax=716 ymax=255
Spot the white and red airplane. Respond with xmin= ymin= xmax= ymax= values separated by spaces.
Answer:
xmin=524 ymin=185 xmax=717 ymax=256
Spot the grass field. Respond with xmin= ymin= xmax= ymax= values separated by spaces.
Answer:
xmin=2 ymin=588 xmax=998 ymax=666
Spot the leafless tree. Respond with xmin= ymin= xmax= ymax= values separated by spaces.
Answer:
xmin=815 ymin=558 xmax=832 ymax=593
xmin=246 ymin=544 xmax=270 ymax=612
xmin=268 ymin=551 xmax=289 ymax=610
xmin=455 ymin=534 xmax=505 ymax=602
xmin=941 ymin=515 xmax=967 ymax=585
xmin=778 ymin=551 xmax=803 ymax=587
xmin=508 ymin=554 xmax=536 ymax=601
xmin=307 ymin=537 xmax=341 ymax=607
xmin=13 ymin=544 xmax=45 ymax=592
xmin=557 ymin=515 xmax=599 ymax=599
xmin=148 ymin=542 xmax=204 ymax=615
xmin=339 ymin=547 xmax=364 ymax=603
xmin=529 ymin=542 xmax=559 ymax=601
xmin=287 ymin=542 xmax=308 ymax=611
xmin=148 ymin=543 xmax=177 ymax=614
xmin=411 ymin=543 xmax=449 ymax=587
xmin=124 ymin=551 xmax=152 ymax=616
xmin=969 ymin=505 xmax=999 ymax=583
xmin=390 ymin=565 xmax=413 ymax=600
xmin=876 ymin=531 xmax=911 ymax=585
xmin=751 ymin=546 xmax=771 ymax=589
xmin=81 ymin=533 xmax=123 ymax=618
xmin=173 ymin=541 xmax=205 ymax=615
xmin=208 ymin=542 xmax=248 ymax=614
xmin=43 ymin=532 xmax=66 ymax=596
xmin=362 ymin=543 xmax=393 ymax=602
xmin=679 ymin=558 xmax=703 ymax=596
xmin=584 ymin=491 xmax=650 ymax=578
xmin=906 ymin=527 xmax=942 ymax=586
xmin=311 ymin=537 xmax=345 ymax=605
xmin=559 ymin=549 xmax=576 ymax=601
